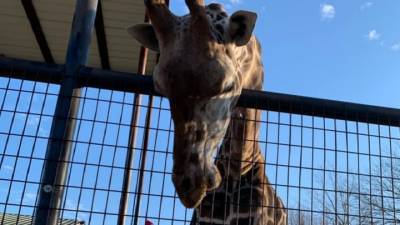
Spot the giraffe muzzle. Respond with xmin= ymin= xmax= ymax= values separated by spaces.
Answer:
xmin=172 ymin=164 xmax=221 ymax=208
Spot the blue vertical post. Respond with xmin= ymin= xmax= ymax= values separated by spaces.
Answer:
xmin=34 ymin=1 xmax=98 ymax=225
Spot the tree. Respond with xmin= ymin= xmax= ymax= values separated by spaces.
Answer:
xmin=358 ymin=154 xmax=400 ymax=225
xmin=288 ymin=209 xmax=311 ymax=225
xmin=288 ymin=145 xmax=400 ymax=225
xmin=317 ymin=173 xmax=360 ymax=225
xmin=320 ymin=155 xmax=400 ymax=224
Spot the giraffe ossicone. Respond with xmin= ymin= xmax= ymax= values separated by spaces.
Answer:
xmin=128 ymin=1 xmax=287 ymax=224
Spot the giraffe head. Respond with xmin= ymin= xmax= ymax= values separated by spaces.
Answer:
xmin=128 ymin=0 xmax=257 ymax=208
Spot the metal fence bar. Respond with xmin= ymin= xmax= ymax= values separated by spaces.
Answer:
xmin=118 ymin=42 xmax=149 ymax=225
xmin=33 ymin=0 xmax=98 ymax=224
xmin=1 ymin=57 xmax=399 ymax=126
xmin=133 ymin=96 xmax=154 ymax=225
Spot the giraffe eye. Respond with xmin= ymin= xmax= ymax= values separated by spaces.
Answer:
xmin=222 ymin=83 xmax=234 ymax=93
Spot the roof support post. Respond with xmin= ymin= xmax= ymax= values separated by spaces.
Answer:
xmin=33 ymin=1 xmax=98 ymax=225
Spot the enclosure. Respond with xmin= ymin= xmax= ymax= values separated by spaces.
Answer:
xmin=1 ymin=0 xmax=400 ymax=225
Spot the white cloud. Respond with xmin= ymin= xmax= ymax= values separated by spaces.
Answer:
xmin=27 ymin=116 xmax=40 ymax=126
xmin=16 ymin=113 xmax=27 ymax=121
xmin=391 ymin=43 xmax=400 ymax=51
xmin=366 ymin=29 xmax=381 ymax=41
xmin=65 ymin=199 xmax=87 ymax=211
xmin=224 ymin=3 xmax=233 ymax=10
xmin=2 ymin=165 xmax=13 ymax=171
xmin=230 ymin=0 xmax=241 ymax=4
xmin=261 ymin=5 xmax=267 ymax=12
xmin=63 ymin=199 xmax=88 ymax=221
xmin=360 ymin=2 xmax=374 ymax=11
xmin=320 ymin=4 xmax=335 ymax=20
xmin=66 ymin=199 xmax=78 ymax=210
xmin=24 ymin=193 xmax=37 ymax=203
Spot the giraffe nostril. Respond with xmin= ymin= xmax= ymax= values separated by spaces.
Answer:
xmin=206 ymin=166 xmax=222 ymax=190
xmin=207 ymin=176 xmax=214 ymax=187
xmin=189 ymin=153 xmax=200 ymax=163
xmin=195 ymin=130 xmax=203 ymax=141
xmin=181 ymin=177 xmax=192 ymax=192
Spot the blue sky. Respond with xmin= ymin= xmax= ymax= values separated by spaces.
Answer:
xmin=171 ymin=0 xmax=400 ymax=108
xmin=1 ymin=1 xmax=400 ymax=225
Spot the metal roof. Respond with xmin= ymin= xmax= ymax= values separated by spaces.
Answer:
xmin=0 ymin=0 xmax=157 ymax=73
xmin=0 ymin=213 xmax=85 ymax=225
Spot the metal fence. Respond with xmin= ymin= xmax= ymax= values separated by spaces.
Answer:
xmin=1 ymin=57 xmax=400 ymax=225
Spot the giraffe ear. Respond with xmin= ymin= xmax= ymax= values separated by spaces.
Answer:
xmin=228 ymin=11 xmax=257 ymax=46
xmin=127 ymin=24 xmax=160 ymax=52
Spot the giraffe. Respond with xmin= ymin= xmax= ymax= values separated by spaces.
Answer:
xmin=128 ymin=0 xmax=287 ymax=224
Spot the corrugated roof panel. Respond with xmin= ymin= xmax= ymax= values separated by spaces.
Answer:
xmin=102 ymin=0 xmax=158 ymax=73
xmin=0 ymin=1 xmax=25 ymax=16
xmin=0 ymin=213 xmax=85 ymax=225
xmin=33 ymin=0 xmax=75 ymax=64
xmin=0 ymin=1 xmax=43 ymax=61
xmin=0 ymin=0 xmax=155 ymax=73
xmin=87 ymin=32 xmax=102 ymax=69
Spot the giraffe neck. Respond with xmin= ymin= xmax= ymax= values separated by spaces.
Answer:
xmin=217 ymin=36 xmax=264 ymax=178
xmin=217 ymin=107 xmax=263 ymax=178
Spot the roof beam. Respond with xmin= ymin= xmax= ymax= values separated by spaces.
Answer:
xmin=21 ymin=0 xmax=55 ymax=64
xmin=95 ymin=0 xmax=110 ymax=69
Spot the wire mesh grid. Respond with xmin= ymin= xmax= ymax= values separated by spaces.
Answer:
xmin=0 ymin=75 xmax=399 ymax=225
